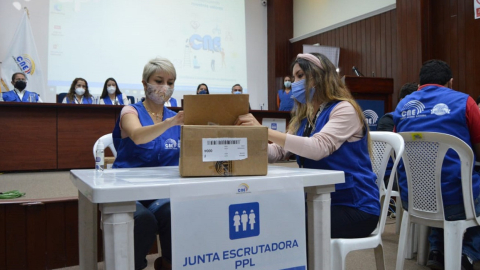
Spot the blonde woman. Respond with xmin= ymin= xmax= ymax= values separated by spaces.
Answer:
xmin=112 ymin=57 xmax=184 ymax=270
xmin=236 ymin=53 xmax=380 ymax=238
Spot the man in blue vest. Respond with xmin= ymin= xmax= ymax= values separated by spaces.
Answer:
xmin=2 ymin=72 xmax=42 ymax=102
xmin=393 ymin=60 xmax=480 ymax=270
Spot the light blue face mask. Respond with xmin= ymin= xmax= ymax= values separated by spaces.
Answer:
xmin=284 ymin=81 xmax=292 ymax=88
xmin=291 ymin=79 xmax=315 ymax=104
xmin=233 ymin=91 xmax=242 ymax=94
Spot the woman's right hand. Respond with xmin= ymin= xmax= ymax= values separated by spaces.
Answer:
xmin=170 ymin=111 xmax=184 ymax=126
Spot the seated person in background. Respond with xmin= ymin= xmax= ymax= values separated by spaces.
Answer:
xmin=196 ymin=83 xmax=209 ymax=94
xmin=62 ymin=78 xmax=94 ymax=104
xmin=236 ymin=53 xmax=380 ymax=239
xmin=2 ymin=72 xmax=43 ymax=102
xmin=393 ymin=59 xmax=480 ymax=269
xmin=377 ymin=82 xmax=417 ymax=192
xmin=164 ymin=96 xmax=177 ymax=107
xmin=231 ymin=83 xmax=243 ymax=94
xmin=231 ymin=83 xmax=251 ymax=110
xmin=112 ymin=57 xmax=184 ymax=270
xmin=99 ymin=77 xmax=129 ymax=105
xmin=377 ymin=82 xmax=417 ymax=132
xmin=277 ymin=75 xmax=294 ymax=111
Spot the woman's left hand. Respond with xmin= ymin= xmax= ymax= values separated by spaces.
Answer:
xmin=235 ymin=113 xmax=261 ymax=126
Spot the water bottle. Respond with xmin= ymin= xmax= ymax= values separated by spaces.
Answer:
xmin=95 ymin=140 xmax=105 ymax=171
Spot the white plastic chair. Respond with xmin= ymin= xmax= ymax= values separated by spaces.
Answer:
xmin=330 ymin=131 xmax=404 ymax=270
xmin=93 ymin=134 xmax=163 ymax=255
xmin=93 ymin=133 xmax=117 ymax=158
xmin=395 ymin=132 xmax=480 ymax=270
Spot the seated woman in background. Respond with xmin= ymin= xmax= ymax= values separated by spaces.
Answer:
xmin=112 ymin=57 xmax=183 ymax=270
xmin=196 ymin=83 xmax=209 ymax=94
xmin=164 ymin=96 xmax=177 ymax=107
xmin=99 ymin=77 xmax=129 ymax=105
xmin=236 ymin=53 xmax=380 ymax=239
xmin=277 ymin=75 xmax=294 ymax=111
xmin=62 ymin=78 xmax=94 ymax=104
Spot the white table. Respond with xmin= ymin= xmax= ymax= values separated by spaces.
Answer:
xmin=70 ymin=165 xmax=344 ymax=270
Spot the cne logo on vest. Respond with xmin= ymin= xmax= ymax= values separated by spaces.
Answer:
xmin=431 ymin=103 xmax=450 ymax=116
xmin=14 ymin=54 xmax=36 ymax=75
xmin=401 ymin=100 xmax=425 ymax=119
xmin=164 ymin=138 xmax=178 ymax=149
xmin=363 ymin=110 xmax=378 ymax=127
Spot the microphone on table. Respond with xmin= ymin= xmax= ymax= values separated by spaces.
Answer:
xmin=352 ymin=66 xmax=364 ymax=77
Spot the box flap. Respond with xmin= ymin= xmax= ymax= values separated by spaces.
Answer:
xmin=183 ymin=94 xmax=249 ymax=125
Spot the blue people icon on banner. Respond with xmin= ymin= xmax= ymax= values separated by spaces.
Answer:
xmin=229 ymin=202 xmax=260 ymax=240
xmin=271 ymin=123 xmax=277 ymax=130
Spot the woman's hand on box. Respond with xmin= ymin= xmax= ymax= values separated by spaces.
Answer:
xmin=170 ymin=111 xmax=184 ymax=126
xmin=235 ymin=113 xmax=261 ymax=126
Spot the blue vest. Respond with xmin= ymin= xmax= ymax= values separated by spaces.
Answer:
xmin=3 ymin=90 xmax=39 ymax=102
xmin=296 ymin=101 xmax=380 ymax=216
xmin=393 ymin=85 xmax=480 ymax=205
xmin=169 ymin=97 xmax=178 ymax=107
xmin=112 ymin=102 xmax=180 ymax=168
xmin=65 ymin=96 xmax=94 ymax=104
xmin=278 ymin=89 xmax=294 ymax=111
xmin=102 ymin=94 xmax=124 ymax=105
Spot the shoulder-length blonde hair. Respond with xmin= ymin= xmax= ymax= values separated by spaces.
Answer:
xmin=288 ymin=53 xmax=372 ymax=155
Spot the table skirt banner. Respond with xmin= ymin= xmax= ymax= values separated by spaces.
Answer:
xmin=170 ymin=178 xmax=307 ymax=270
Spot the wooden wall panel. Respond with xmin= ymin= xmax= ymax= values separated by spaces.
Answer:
xmin=26 ymin=204 xmax=47 ymax=270
xmin=57 ymin=107 xmax=117 ymax=169
xmin=0 ymin=205 xmax=5 ymax=269
xmin=46 ymin=203 xmax=66 ymax=268
xmin=5 ymin=205 xmax=27 ymax=270
xmin=267 ymin=0 xmax=293 ymax=110
xmin=396 ymin=0 xmax=424 ymax=89
xmin=290 ymin=10 xmax=401 ymax=104
xmin=65 ymin=201 xmax=79 ymax=266
xmin=426 ymin=0 xmax=480 ymax=99
xmin=0 ymin=105 xmax=57 ymax=171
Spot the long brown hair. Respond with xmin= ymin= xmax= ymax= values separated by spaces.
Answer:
xmin=66 ymin=78 xmax=92 ymax=101
xmin=288 ymin=53 xmax=372 ymax=155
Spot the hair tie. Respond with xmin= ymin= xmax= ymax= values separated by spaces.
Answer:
xmin=297 ymin=53 xmax=323 ymax=70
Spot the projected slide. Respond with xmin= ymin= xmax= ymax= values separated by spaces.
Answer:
xmin=48 ymin=0 xmax=247 ymax=100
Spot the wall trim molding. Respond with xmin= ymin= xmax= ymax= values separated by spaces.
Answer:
xmin=290 ymin=3 xmax=396 ymax=43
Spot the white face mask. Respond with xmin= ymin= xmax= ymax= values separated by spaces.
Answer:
xmin=75 ymin=88 xmax=85 ymax=96
xmin=145 ymin=83 xmax=173 ymax=105
xmin=107 ymin=86 xmax=116 ymax=94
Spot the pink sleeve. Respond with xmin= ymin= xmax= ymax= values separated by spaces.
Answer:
xmin=283 ymin=101 xmax=364 ymax=161
xmin=267 ymin=143 xmax=291 ymax=163
xmin=119 ymin=105 xmax=138 ymax=130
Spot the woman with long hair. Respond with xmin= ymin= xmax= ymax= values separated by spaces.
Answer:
xmin=99 ymin=77 xmax=129 ymax=105
xmin=236 ymin=53 xmax=379 ymax=239
xmin=62 ymin=77 xmax=94 ymax=104
xmin=196 ymin=83 xmax=209 ymax=94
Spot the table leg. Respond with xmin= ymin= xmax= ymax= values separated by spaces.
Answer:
xmin=306 ymin=186 xmax=334 ymax=270
xmin=100 ymin=201 xmax=136 ymax=270
xmin=78 ymin=192 xmax=98 ymax=270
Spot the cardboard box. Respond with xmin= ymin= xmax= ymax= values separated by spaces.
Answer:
xmin=180 ymin=125 xmax=268 ymax=177
xmin=183 ymin=94 xmax=250 ymax=125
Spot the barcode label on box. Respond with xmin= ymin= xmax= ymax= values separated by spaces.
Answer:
xmin=202 ymin=138 xmax=248 ymax=162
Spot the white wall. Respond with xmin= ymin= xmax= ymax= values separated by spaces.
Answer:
xmin=0 ymin=1 xmax=51 ymax=101
xmin=293 ymin=0 xmax=395 ymax=41
xmin=0 ymin=1 xmax=268 ymax=108
xmin=245 ymin=0 xmax=268 ymax=110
